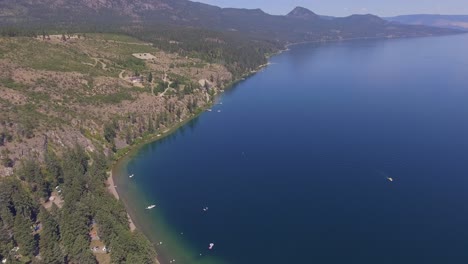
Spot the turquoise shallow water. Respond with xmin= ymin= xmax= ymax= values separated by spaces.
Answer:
xmin=115 ymin=34 xmax=468 ymax=264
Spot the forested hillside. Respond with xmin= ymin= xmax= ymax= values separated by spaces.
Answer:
xmin=0 ymin=33 xmax=233 ymax=263
xmin=0 ymin=146 xmax=155 ymax=263
xmin=0 ymin=0 xmax=463 ymax=263
xmin=0 ymin=0 xmax=460 ymax=78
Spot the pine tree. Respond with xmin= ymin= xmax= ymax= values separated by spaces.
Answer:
xmin=148 ymin=116 xmax=155 ymax=134
xmin=125 ymin=127 xmax=133 ymax=145
xmin=0 ymin=131 xmax=5 ymax=146
xmin=147 ymin=72 xmax=153 ymax=83
xmin=0 ymin=219 xmax=12 ymax=261
xmin=9 ymin=181 xmax=37 ymax=220
xmin=71 ymin=235 xmax=96 ymax=264
xmin=0 ymin=208 xmax=14 ymax=230
xmin=45 ymin=149 xmax=63 ymax=185
xmin=13 ymin=215 xmax=37 ymax=256
xmin=17 ymin=159 xmax=41 ymax=183
xmin=38 ymin=207 xmax=63 ymax=264
xmin=88 ymin=151 xmax=108 ymax=182
xmin=103 ymin=123 xmax=116 ymax=144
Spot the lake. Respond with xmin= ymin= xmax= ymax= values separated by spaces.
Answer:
xmin=115 ymin=33 xmax=468 ymax=264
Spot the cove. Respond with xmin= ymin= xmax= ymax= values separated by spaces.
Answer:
xmin=114 ymin=33 xmax=468 ymax=264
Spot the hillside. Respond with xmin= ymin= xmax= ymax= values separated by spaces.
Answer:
xmin=386 ymin=15 xmax=468 ymax=31
xmin=0 ymin=33 xmax=233 ymax=263
xmin=0 ymin=1 xmax=464 ymax=263
xmin=0 ymin=33 xmax=232 ymax=174
xmin=1 ymin=1 xmax=461 ymax=79
xmin=0 ymin=1 xmax=460 ymax=43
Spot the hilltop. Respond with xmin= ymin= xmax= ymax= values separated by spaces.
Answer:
xmin=287 ymin=6 xmax=320 ymax=19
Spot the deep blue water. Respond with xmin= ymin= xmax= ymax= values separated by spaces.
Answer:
xmin=116 ymin=34 xmax=468 ymax=264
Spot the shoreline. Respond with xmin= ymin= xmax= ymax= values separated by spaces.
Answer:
xmin=105 ymin=33 xmax=426 ymax=262
xmin=107 ymin=61 xmax=270 ymax=264
xmin=109 ymin=57 xmax=273 ymax=175
xmin=106 ymin=172 xmax=136 ymax=232
xmin=283 ymin=32 xmax=466 ymax=49
xmin=284 ymin=35 xmax=391 ymax=48
xmin=105 ymin=33 xmax=458 ymax=264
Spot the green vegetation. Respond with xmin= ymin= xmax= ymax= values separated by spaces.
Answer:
xmin=117 ymin=56 xmax=146 ymax=73
xmin=83 ymin=91 xmax=133 ymax=106
xmin=85 ymin=33 xmax=147 ymax=43
xmin=129 ymin=26 xmax=278 ymax=78
xmin=1 ymin=0 xmax=458 ymax=79
xmin=0 ymin=146 xmax=156 ymax=263
xmin=0 ymin=1 xmax=461 ymax=262
xmin=0 ymin=37 xmax=149 ymax=77
xmin=0 ymin=7 xmax=292 ymax=263
xmin=0 ymin=32 xmax=224 ymax=161
xmin=1 ymin=38 xmax=97 ymax=73
xmin=0 ymin=78 xmax=28 ymax=91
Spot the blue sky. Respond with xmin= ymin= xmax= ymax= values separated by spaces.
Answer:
xmin=195 ymin=0 xmax=468 ymax=17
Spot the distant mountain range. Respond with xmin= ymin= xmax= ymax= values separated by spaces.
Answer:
xmin=386 ymin=15 xmax=468 ymax=31
xmin=0 ymin=0 xmax=463 ymax=77
xmin=0 ymin=0 xmax=461 ymax=44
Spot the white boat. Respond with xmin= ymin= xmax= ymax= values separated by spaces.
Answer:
xmin=129 ymin=174 xmax=134 ymax=178
xmin=207 ymin=109 xmax=212 ymax=112
xmin=208 ymin=243 xmax=214 ymax=250
xmin=203 ymin=207 xmax=209 ymax=212
xmin=387 ymin=177 xmax=393 ymax=182
xmin=146 ymin=205 xmax=156 ymax=210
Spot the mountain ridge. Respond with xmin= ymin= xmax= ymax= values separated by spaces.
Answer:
xmin=0 ymin=0 xmax=461 ymax=44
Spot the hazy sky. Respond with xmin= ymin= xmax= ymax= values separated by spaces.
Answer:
xmin=195 ymin=0 xmax=468 ymax=17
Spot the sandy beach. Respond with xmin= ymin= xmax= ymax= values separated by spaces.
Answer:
xmin=107 ymin=172 xmax=136 ymax=232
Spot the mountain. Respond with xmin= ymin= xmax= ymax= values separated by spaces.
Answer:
xmin=0 ymin=1 xmax=462 ymax=79
xmin=0 ymin=1 xmax=464 ymax=263
xmin=0 ymin=0 xmax=461 ymax=44
xmin=386 ymin=15 xmax=468 ymax=31
xmin=287 ymin=6 xmax=319 ymax=20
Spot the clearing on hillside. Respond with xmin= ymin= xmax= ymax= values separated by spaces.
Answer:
xmin=133 ymin=53 xmax=157 ymax=60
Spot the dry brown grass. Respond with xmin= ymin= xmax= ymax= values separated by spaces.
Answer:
xmin=0 ymin=33 xmax=232 ymax=173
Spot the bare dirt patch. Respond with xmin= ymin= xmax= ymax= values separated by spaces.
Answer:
xmin=43 ymin=191 xmax=64 ymax=209
xmin=132 ymin=53 xmax=157 ymax=60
